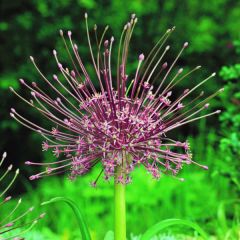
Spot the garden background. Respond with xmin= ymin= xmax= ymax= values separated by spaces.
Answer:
xmin=0 ymin=0 xmax=239 ymax=239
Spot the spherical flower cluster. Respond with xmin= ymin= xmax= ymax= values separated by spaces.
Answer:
xmin=10 ymin=14 xmax=222 ymax=185
xmin=0 ymin=152 xmax=45 ymax=239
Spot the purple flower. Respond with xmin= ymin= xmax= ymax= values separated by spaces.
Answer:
xmin=0 ymin=152 xmax=45 ymax=239
xmin=10 ymin=14 xmax=222 ymax=184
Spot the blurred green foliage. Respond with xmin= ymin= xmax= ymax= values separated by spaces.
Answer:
xmin=218 ymin=40 xmax=240 ymax=192
xmin=0 ymin=0 xmax=239 ymax=239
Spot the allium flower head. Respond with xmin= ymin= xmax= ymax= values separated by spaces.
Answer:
xmin=10 ymin=14 xmax=222 ymax=184
xmin=0 ymin=152 xmax=45 ymax=239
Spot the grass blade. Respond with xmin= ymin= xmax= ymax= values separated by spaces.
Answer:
xmin=141 ymin=218 xmax=209 ymax=240
xmin=41 ymin=197 xmax=91 ymax=240
xmin=217 ymin=199 xmax=240 ymax=234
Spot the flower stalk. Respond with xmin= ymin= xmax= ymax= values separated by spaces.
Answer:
xmin=114 ymin=152 xmax=126 ymax=240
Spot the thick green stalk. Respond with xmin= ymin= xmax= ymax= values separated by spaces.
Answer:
xmin=114 ymin=153 xmax=126 ymax=240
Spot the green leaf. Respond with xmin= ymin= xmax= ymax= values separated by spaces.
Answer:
xmin=41 ymin=197 xmax=91 ymax=240
xmin=140 ymin=218 xmax=209 ymax=240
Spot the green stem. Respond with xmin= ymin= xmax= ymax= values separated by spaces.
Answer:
xmin=114 ymin=154 xmax=126 ymax=240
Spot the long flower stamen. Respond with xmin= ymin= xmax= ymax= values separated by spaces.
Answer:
xmin=0 ymin=153 xmax=45 ymax=238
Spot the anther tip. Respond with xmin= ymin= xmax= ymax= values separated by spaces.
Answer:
xmin=19 ymin=78 xmax=25 ymax=84
xmin=196 ymin=65 xmax=201 ymax=69
xmin=29 ymin=175 xmax=35 ymax=180
xmin=211 ymin=72 xmax=216 ymax=77
xmin=59 ymin=29 xmax=63 ymax=36
xmin=204 ymin=103 xmax=210 ymax=108
xmin=178 ymin=68 xmax=183 ymax=74
xmin=71 ymin=70 xmax=76 ymax=77
xmin=166 ymin=45 xmax=170 ymax=51
xmin=11 ymin=108 xmax=16 ymax=113
xmin=162 ymin=62 xmax=168 ymax=69
xmin=30 ymin=56 xmax=34 ymax=61
xmin=8 ymin=164 xmax=13 ymax=171
xmin=167 ymin=91 xmax=172 ymax=96
xmin=139 ymin=53 xmax=144 ymax=61
xmin=67 ymin=31 xmax=72 ymax=37
xmin=53 ymin=49 xmax=57 ymax=55
xmin=40 ymin=213 xmax=46 ymax=218
xmin=183 ymin=42 xmax=189 ymax=48
xmin=5 ymin=196 xmax=11 ymax=201
xmin=203 ymin=165 xmax=209 ymax=170
xmin=16 ymin=169 xmax=19 ymax=174
xmin=216 ymin=110 xmax=221 ymax=114
xmin=219 ymin=88 xmax=224 ymax=92
xmin=84 ymin=12 xmax=88 ymax=18
xmin=104 ymin=40 xmax=109 ymax=48
xmin=10 ymin=113 xmax=15 ymax=118
xmin=3 ymin=152 xmax=7 ymax=158
xmin=32 ymin=82 xmax=37 ymax=87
